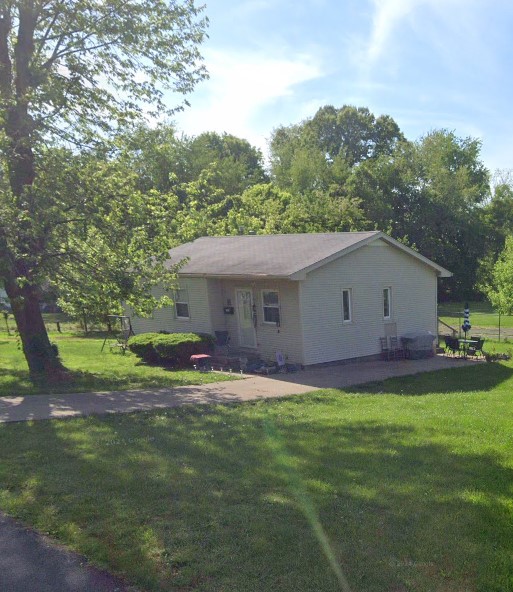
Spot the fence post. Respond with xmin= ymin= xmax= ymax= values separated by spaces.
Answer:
xmin=499 ymin=312 xmax=501 ymax=342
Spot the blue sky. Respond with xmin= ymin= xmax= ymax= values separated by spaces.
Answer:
xmin=174 ymin=0 xmax=513 ymax=173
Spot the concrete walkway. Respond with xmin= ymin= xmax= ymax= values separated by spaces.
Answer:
xmin=0 ymin=355 xmax=476 ymax=423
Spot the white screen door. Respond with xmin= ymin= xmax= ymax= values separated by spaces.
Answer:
xmin=235 ymin=289 xmax=257 ymax=348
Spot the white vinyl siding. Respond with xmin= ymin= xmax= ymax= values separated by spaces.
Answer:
xmin=127 ymin=278 xmax=212 ymax=335
xmin=216 ymin=279 xmax=304 ymax=364
xmin=300 ymin=239 xmax=438 ymax=365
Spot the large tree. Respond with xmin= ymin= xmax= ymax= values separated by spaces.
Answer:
xmin=347 ymin=130 xmax=489 ymax=299
xmin=0 ymin=0 xmax=207 ymax=377
xmin=269 ymin=105 xmax=403 ymax=193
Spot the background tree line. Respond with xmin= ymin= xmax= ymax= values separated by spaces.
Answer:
xmin=104 ymin=105 xmax=513 ymax=305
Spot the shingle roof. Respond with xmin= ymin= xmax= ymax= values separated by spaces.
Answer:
xmin=165 ymin=232 xmax=451 ymax=278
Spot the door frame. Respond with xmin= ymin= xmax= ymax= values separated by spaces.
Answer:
xmin=235 ymin=287 xmax=257 ymax=348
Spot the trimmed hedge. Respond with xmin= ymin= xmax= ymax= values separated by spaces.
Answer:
xmin=126 ymin=333 xmax=161 ymax=363
xmin=127 ymin=332 xmax=215 ymax=366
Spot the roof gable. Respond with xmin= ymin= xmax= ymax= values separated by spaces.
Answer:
xmin=165 ymin=232 xmax=452 ymax=279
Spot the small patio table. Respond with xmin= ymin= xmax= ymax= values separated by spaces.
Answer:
xmin=190 ymin=354 xmax=212 ymax=370
xmin=458 ymin=339 xmax=478 ymax=360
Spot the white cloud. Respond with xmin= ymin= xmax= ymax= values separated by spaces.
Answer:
xmin=361 ymin=0 xmax=485 ymax=70
xmin=174 ymin=48 xmax=323 ymax=151
xmin=365 ymin=0 xmax=418 ymax=65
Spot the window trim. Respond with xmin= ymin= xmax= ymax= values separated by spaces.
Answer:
xmin=341 ymin=288 xmax=352 ymax=324
xmin=383 ymin=287 xmax=392 ymax=320
xmin=174 ymin=288 xmax=190 ymax=320
xmin=261 ymin=289 xmax=281 ymax=325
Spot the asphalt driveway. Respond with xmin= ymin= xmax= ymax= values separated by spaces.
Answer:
xmin=0 ymin=513 xmax=137 ymax=592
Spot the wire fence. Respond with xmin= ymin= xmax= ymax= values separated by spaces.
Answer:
xmin=438 ymin=307 xmax=513 ymax=342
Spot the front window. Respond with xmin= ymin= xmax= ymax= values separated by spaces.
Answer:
xmin=383 ymin=287 xmax=391 ymax=319
xmin=342 ymin=289 xmax=352 ymax=323
xmin=175 ymin=288 xmax=190 ymax=319
xmin=262 ymin=290 xmax=280 ymax=324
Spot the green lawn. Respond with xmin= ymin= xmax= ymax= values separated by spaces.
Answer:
xmin=1 ymin=361 xmax=513 ymax=591
xmin=0 ymin=335 xmax=235 ymax=396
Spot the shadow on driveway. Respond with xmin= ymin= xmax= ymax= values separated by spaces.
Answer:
xmin=0 ymin=356 xmax=503 ymax=424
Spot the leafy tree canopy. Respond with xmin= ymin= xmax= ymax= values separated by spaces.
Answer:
xmin=0 ymin=0 xmax=208 ymax=376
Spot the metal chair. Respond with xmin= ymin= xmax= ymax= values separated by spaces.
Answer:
xmin=389 ymin=336 xmax=405 ymax=360
xmin=380 ymin=337 xmax=391 ymax=361
xmin=444 ymin=335 xmax=460 ymax=357
xmin=468 ymin=337 xmax=485 ymax=358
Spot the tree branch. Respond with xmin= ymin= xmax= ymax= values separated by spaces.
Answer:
xmin=0 ymin=5 xmax=12 ymax=101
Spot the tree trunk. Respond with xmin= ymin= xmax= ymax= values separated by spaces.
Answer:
xmin=0 ymin=2 xmax=67 ymax=380
xmin=4 ymin=274 xmax=64 ymax=379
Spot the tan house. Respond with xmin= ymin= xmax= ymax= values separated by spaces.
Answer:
xmin=128 ymin=232 xmax=451 ymax=366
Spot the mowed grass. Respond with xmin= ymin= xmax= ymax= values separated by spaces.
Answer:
xmin=439 ymin=301 xmax=513 ymax=331
xmin=1 ymin=361 xmax=513 ymax=591
xmin=0 ymin=335 xmax=235 ymax=396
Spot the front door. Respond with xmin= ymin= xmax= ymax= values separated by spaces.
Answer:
xmin=235 ymin=289 xmax=257 ymax=348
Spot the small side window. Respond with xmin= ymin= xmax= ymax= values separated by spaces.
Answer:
xmin=383 ymin=287 xmax=391 ymax=320
xmin=175 ymin=288 xmax=190 ymax=319
xmin=262 ymin=290 xmax=280 ymax=324
xmin=342 ymin=289 xmax=352 ymax=323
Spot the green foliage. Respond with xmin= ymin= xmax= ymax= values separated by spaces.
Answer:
xmin=128 ymin=332 xmax=214 ymax=366
xmin=127 ymin=333 xmax=163 ymax=363
xmin=270 ymin=104 xmax=403 ymax=191
xmin=225 ymin=184 xmax=368 ymax=235
xmin=1 ymin=0 xmax=208 ymax=142
xmin=5 ymin=148 xmax=181 ymax=323
xmin=484 ymin=236 xmax=513 ymax=315
xmin=0 ymin=0 xmax=208 ymax=376
xmin=154 ymin=332 xmax=214 ymax=366
xmin=184 ymin=132 xmax=268 ymax=194
xmin=347 ymin=131 xmax=490 ymax=298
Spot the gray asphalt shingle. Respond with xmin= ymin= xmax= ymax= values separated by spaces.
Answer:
xmin=165 ymin=232 xmax=381 ymax=277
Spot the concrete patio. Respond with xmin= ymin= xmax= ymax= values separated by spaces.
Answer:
xmin=0 ymin=355 xmax=478 ymax=424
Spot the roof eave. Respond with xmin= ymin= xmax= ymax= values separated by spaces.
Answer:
xmin=178 ymin=272 xmax=295 ymax=281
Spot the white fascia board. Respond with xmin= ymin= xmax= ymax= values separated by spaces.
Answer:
xmin=178 ymin=273 xmax=295 ymax=281
xmin=378 ymin=235 xmax=453 ymax=277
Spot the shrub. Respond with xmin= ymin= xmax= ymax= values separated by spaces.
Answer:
xmin=127 ymin=333 xmax=161 ymax=363
xmin=154 ymin=332 xmax=215 ymax=366
xmin=128 ymin=332 xmax=215 ymax=366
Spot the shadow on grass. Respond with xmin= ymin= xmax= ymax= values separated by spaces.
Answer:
xmin=1 ymin=402 xmax=512 ymax=592
xmin=349 ymin=361 xmax=513 ymax=396
xmin=0 ymin=367 xmax=141 ymax=397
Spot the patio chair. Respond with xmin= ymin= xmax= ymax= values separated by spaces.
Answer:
xmin=468 ymin=337 xmax=485 ymax=359
xmin=444 ymin=335 xmax=460 ymax=357
xmin=276 ymin=351 xmax=287 ymax=373
xmin=215 ymin=330 xmax=230 ymax=346
xmin=389 ymin=336 xmax=405 ymax=360
xmin=380 ymin=337 xmax=391 ymax=361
